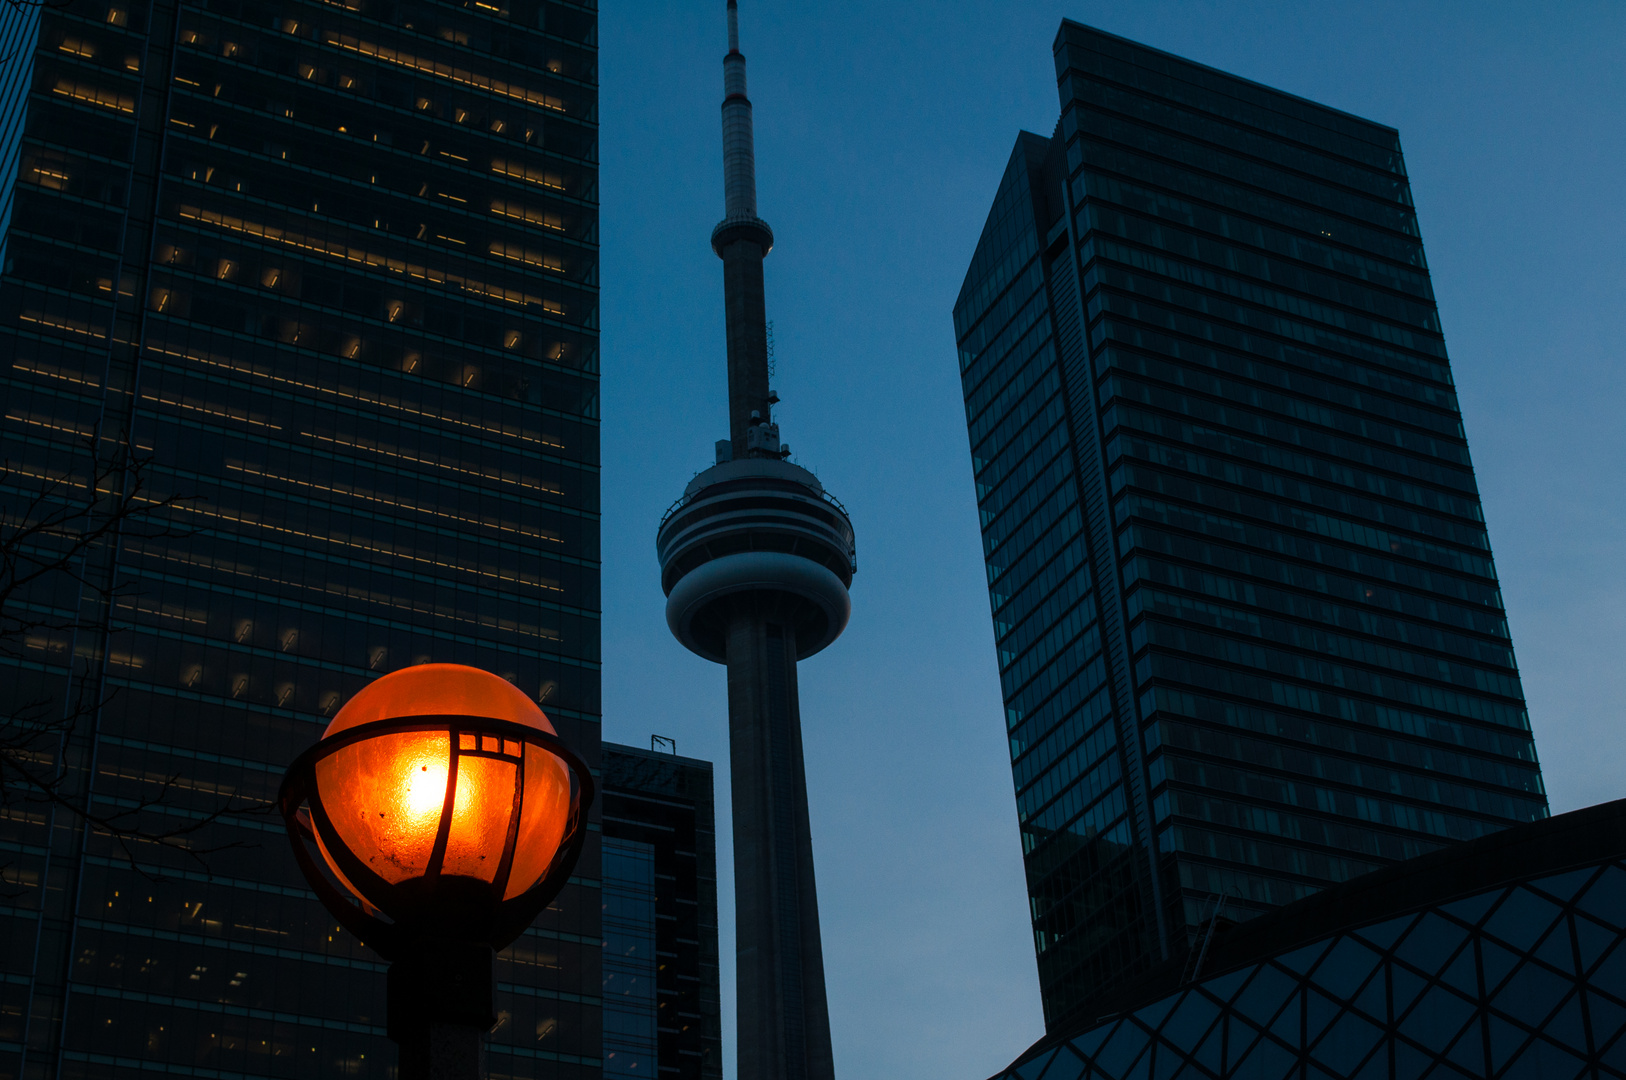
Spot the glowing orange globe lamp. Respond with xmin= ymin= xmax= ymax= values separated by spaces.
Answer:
xmin=278 ymin=664 xmax=593 ymax=1079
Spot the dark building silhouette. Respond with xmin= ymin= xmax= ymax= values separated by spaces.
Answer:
xmin=953 ymin=21 xmax=1547 ymax=1035
xmin=0 ymin=0 xmax=600 ymax=1075
xmin=601 ymin=743 xmax=722 ymax=1080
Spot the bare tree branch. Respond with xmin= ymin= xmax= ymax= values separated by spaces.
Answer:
xmin=0 ymin=435 xmax=252 ymax=889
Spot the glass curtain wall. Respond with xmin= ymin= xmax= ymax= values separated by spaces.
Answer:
xmin=602 ymin=837 xmax=657 ymax=1080
xmin=0 ymin=1 xmax=40 ymax=267
xmin=955 ymin=129 xmax=1161 ymax=1024
xmin=0 ymin=0 xmax=600 ymax=1076
xmin=601 ymin=744 xmax=723 ymax=1080
xmin=953 ymin=21 xmax=1545 ymax=1034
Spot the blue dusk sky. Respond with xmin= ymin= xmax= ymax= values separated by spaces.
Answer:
xmin=596 ymin=3 xmax=1625 ymax=1077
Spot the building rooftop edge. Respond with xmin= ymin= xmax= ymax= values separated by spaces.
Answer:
xmin=603 ymin=741 xmax=715 ymax=771
xmin=1005 ymin=798 xmax=1626 ymax=1074
xmin=1052 ymin=18 xmax=1401 ymax=139
xmin=950 ymin=131 xmax=1054 ymax=324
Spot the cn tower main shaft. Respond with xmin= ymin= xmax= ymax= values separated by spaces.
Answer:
xmin=657 ymin=4 xmax=852 ymax=1080
xmin=727 ymin=618 xmax=836 ymax=1080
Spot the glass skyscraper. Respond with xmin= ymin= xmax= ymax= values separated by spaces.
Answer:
xmin=0 ymin=0 xmax=599 ymax=1075
xmin=602 ymin=834 xmax=658 ymax=1079
xmin=953 ymin=21 xmax=1546 ymax=1035
xmin=601 ymin=743 xmax=722 ymax=1080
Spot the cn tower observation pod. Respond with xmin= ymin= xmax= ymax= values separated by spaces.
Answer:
xmin=658 ymin=4 xmax=851 ymax=1077
xmin=657 ymin=457 xmax=856 ymax=665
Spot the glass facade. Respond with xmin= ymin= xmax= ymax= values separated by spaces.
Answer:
xmin=989 ymin=802 xmax=1626 ymax=1080
xmin=0 ymin=0 xmax=600 ymax=1075
xmin=601 ymin=744 xmax=723 ymax=1080
xmin=952 ymin=20 xmax=1545 ymax=1034
xmin=602 ymin=836 xmax=658 ymax=1079
xmin=0 ymin=2 xmax=39 ymax=267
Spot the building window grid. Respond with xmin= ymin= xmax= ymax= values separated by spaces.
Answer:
xmin=602 ymin=837 xmax=658 ymax=1079
xmin=1062 ymin=121 xmax=1426 ymax=253
xmin=957 ymin=32 xmax=1551 ymax=1025
xmin=1153 ymin=717 xmax=1546 ymax=812
xmin=1077 ymin=248 xmax=1457 ymax=386
xmin=1081 ymin=309 xmax=1470 ymax=472
xmin=1130 ymin=592 xmax=1522 ymax=701
xmin=1060 ymin=73 xmax=1415 ymax=203
xmin=1081 ymin=213 xmax=1443 ymax=338
xmin=0 ymin=0 xmax=601 ymax=1068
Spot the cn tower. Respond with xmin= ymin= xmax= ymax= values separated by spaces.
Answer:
xmin=655 ymin=4 xmax=855 ymax=1079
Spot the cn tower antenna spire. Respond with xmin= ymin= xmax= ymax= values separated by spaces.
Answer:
xmin=659 ymin=5 xmax=856 ymax=1079
xmin=720 ymin=0 xmax=759 ymax=223
xmin=711 ymin=0 xmax=775 ymax=459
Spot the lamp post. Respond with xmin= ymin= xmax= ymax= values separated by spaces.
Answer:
xmin=278 ymin=664 xmax=594 ymax=1080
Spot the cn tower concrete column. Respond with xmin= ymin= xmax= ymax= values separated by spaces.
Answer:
xmin=720 ymin=238 xmax=773 ymax=456
xmin=725 ymin=604 xmax=836 ymax=1080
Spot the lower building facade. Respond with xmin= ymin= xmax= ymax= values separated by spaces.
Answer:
xmin=991 ymin=800 xmax=1626 ymax=1080
xmin=601 ymin=743 xmax=722 ymax=1080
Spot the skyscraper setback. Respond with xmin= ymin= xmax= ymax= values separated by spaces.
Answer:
xmin=954 ymin=21 xmax=1547 ymax=1034
xmin=0 ymin=0 xmax=600 ymax=1076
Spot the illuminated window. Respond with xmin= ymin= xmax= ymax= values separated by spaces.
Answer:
xmin=489 ymin=240 xmax=564 ymax=273
xmin=29 ymin=162 xmax=71 ymax=190
xmin=489 ymin=199 xmax=564 ymax=231
xmin=490 ymin=159 xmax=564 ymax=191
xmin=329 ymin=34 xmax=564 ymax=113
xmin=52 ymin=79 xmax=135 ymax=114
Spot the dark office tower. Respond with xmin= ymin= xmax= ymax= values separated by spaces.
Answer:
xmin=0 ymin=0 xmax=599 ymax=1075
xmin=953 ymin=21 xmax=1547 ymax=1034
xmin=654 ymin=4 xmax=856 ymax=1080
xmin=601 ymin=743 xmax=723 ymax=1080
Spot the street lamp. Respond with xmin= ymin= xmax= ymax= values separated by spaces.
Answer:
xmin=279 ymin=664 xmax=593 ymax=1080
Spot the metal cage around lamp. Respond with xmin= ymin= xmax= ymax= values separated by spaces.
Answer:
xmin=278 ymin=666 xmax=593 ymax=958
